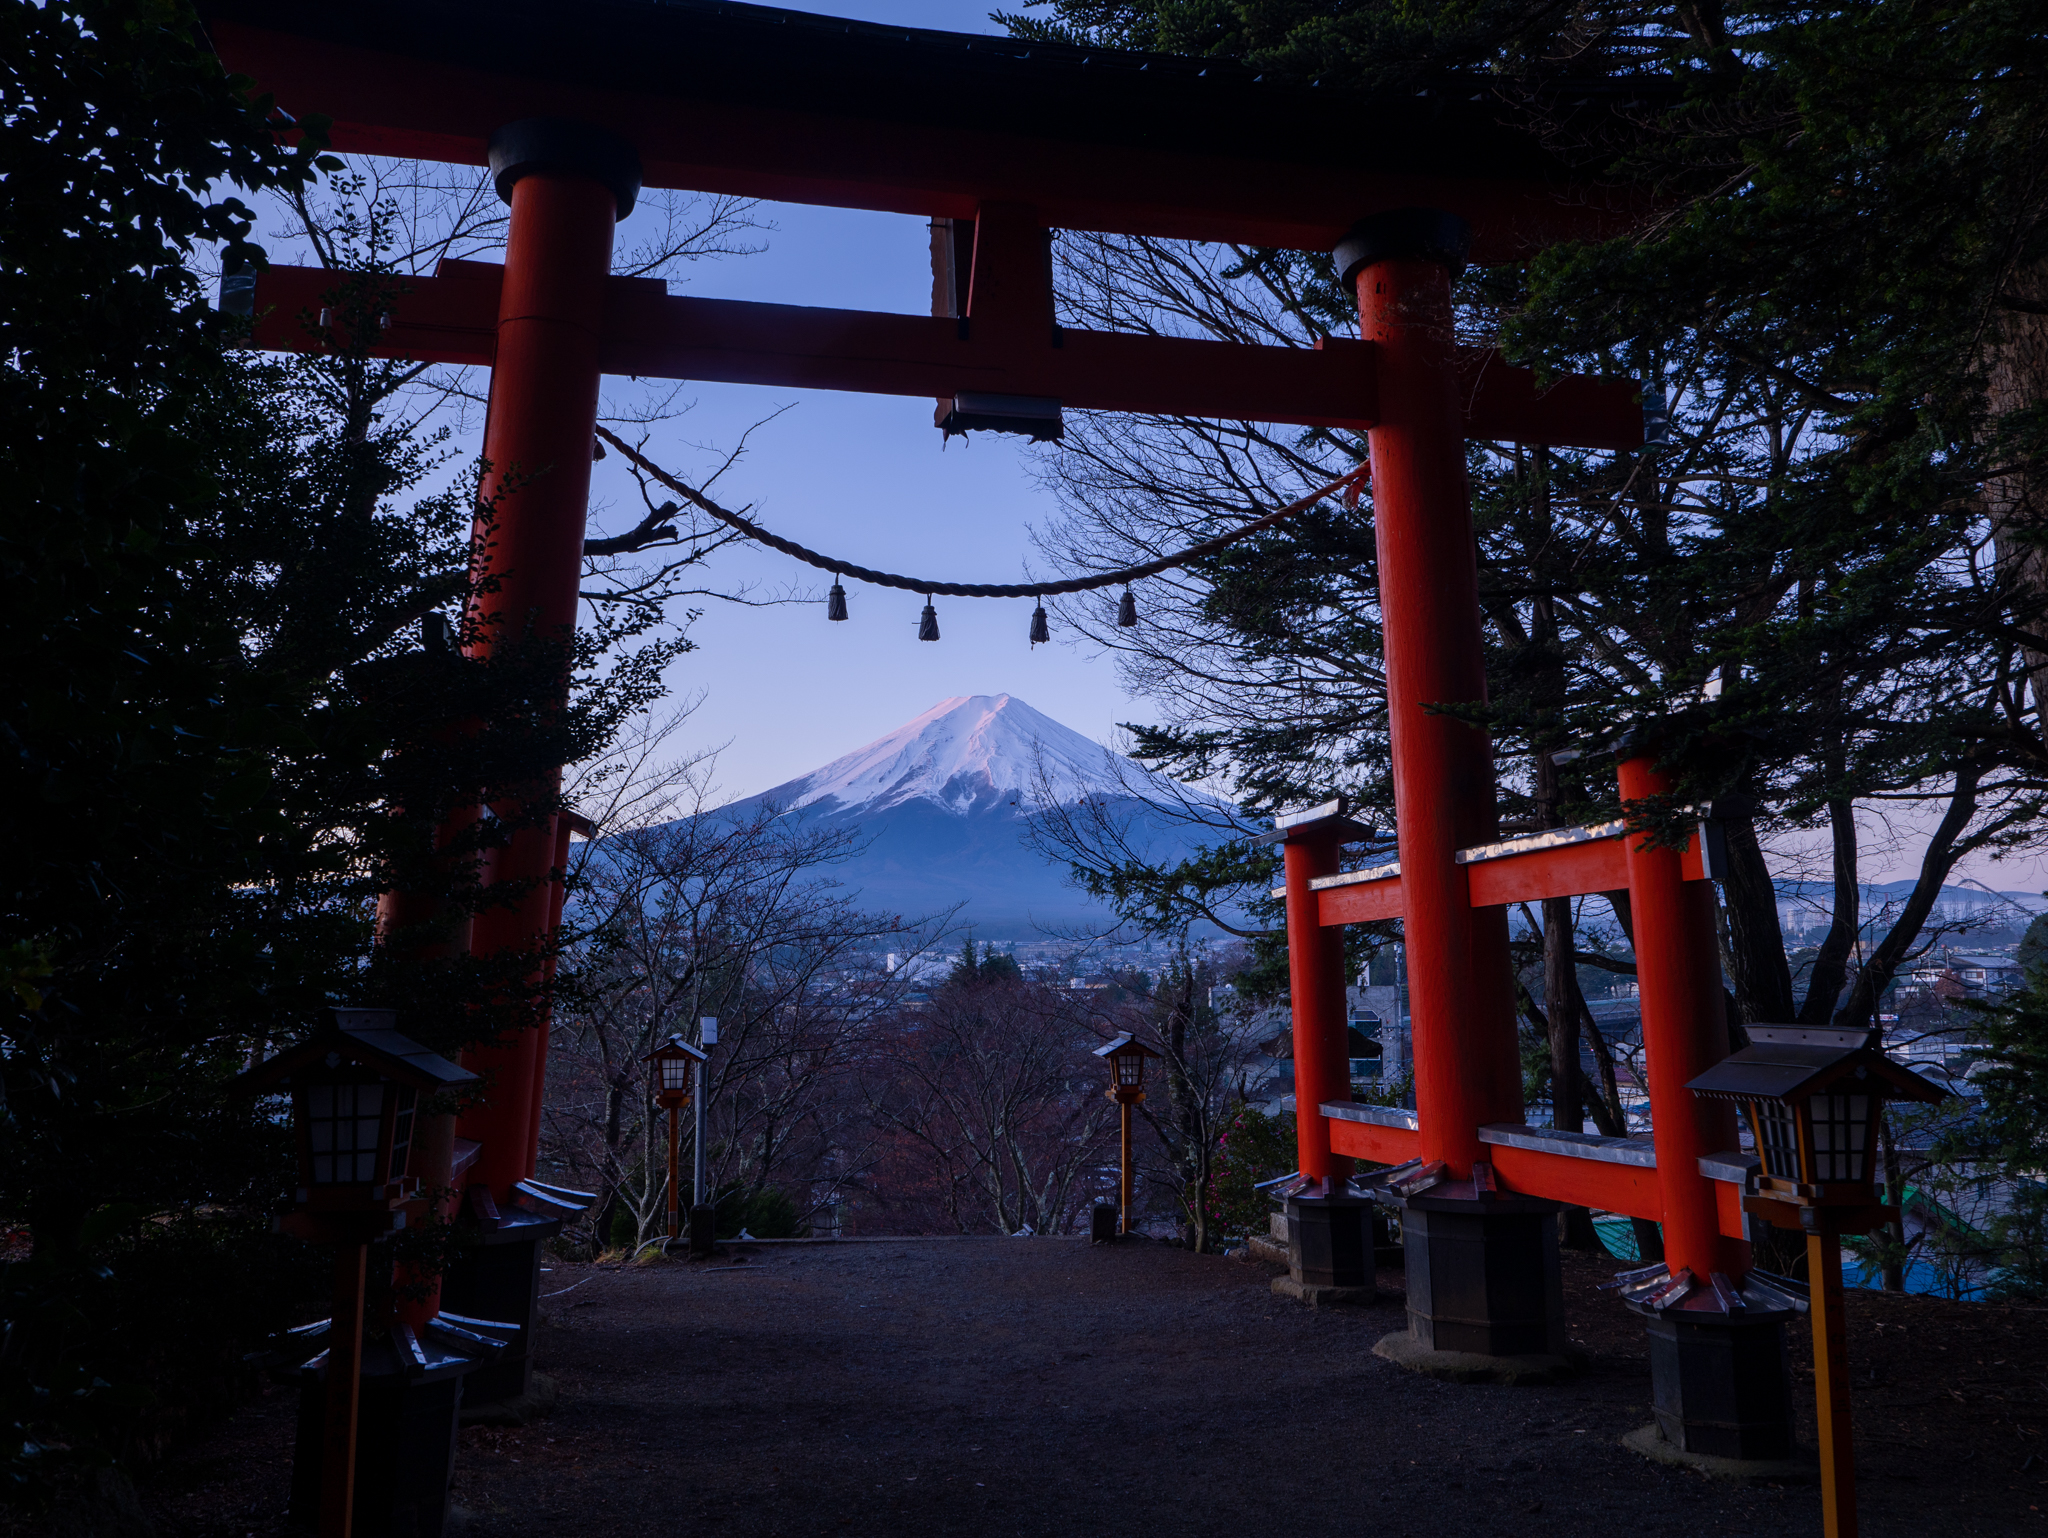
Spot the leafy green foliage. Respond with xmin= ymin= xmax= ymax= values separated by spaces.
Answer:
xmin=710 ymin=1183 xmax=807 ymax=1240
xmin=947 ymin=936 xmax=1024 ymax=987
xmin=1014 ymin=0 xmax=2048 ymax=1056
xmin=1202 ymin=1104 xmax=1293 ymax=1240
xmin=1942 ymin=987 xmax=2048 ymax=1299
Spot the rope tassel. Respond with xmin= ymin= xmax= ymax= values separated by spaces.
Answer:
xmin=1117 ymin=587 xmax=1138 ymax=628
xmin=1029 ymin=600 xmax=1050 ymax=645
xmin=918 ymin=597 xmax=940 ymax=642
xmin=827 ymin=578 xmax=848 ymax=621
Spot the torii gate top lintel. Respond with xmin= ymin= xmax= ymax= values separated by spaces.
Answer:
xmin=201 ymin=0 xmax=1638 ymax=260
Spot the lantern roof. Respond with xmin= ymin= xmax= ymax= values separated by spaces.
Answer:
xmin=641 ymin=1034 xmax=709 ymax=1065
xmin=232 ymin=1008 xmax=478 ymax=1095
xmin=1685 ymin=1025 xmax=1946 ymax=1106
xmin=1093 ymin=1032 xmax=1162 ymax=1061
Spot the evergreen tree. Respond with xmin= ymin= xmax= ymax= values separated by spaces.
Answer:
xmin=947 ymin=936 xmax=1023 ymax=987
xmin=1 ymin=0 xmax=687 ymax=1493
xmin=1008 ymin=0 xmax=2048 ymax=1035
xmin=1937 ymin=967 xmax=2048 ymax=1299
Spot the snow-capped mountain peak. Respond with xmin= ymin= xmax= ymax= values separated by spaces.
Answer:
xmin=766 ymin=694 xmax=1141 ymax=818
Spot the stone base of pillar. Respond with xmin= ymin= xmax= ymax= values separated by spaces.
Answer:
xmin=1371 ymin=1328 xmax=1578 ymax=1385
xmin=441 ymin=1211 xmax=559 ymax=1414
xmin=1284 ymin=1194 xmax=1378 ymax=1296
xmin=289 ymin=1351 xmax=477 ymax=1537
xmin=1271 ymin=1274 xmax=1379 ymax=1308
xmin=1630 ymin=1298 xmax=1799 ymax=1460
xmin=689 ymin=1202 xmax=717 ymax=1258
xmin=1399 ymin=1189 xmax=1565 ymax=1357
xmin=1621 ymin=1422 xmax=1813 ymax=1481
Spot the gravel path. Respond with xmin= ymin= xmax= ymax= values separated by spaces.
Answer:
xmin=142 ymin=1239 xmax=2046 ymax=1537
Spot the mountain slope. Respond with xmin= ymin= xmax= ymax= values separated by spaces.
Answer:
xmin=712 ymin=694 xmax=1224 ymax=934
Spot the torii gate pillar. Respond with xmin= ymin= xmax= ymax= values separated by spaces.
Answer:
xmin=438 ymin=120 xmax=638 ymax=1416
xmin=455 ymin=120 xmax=637 ymax=1197
xmin=1345 ymin=209 xmax=1563 ymax=1358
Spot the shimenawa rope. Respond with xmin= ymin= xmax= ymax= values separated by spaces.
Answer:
xmin=595 ymin=426 xmax=1368 ymax=601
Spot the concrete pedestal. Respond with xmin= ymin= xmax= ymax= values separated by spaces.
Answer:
xmin=290 ymin=1343 xmax=475 ymax=1538
xmin=1632 ymin=1298 xmax=1798 ymax=1460
xmin=1399 ymin=1189 xmax=1565 ymax=1358
xmin=440 ymin=1210 xmax=558 ymax=1415
xmin=1285 ymin=1194 xmax=1377 ymax=1293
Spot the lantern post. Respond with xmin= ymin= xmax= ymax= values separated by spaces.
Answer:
xmin=232 ymin=1009 xmax=477 ymax=1538
xmin=1687 ymin=1025 xmax=1947 ymax=1538
xmin=695 ymin=1016 xmax=718 ymax=1222
xmin=642 ymin=1035 xmax=707 ymax=1245
xmin=1093 ymin=1034 xmax=1161 ymax=1235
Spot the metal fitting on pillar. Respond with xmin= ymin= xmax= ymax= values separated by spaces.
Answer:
xmin=1331 ymin=207 xmax=1473 ymax=287
xmin=487 ymin=118 xmax=644 ymax=218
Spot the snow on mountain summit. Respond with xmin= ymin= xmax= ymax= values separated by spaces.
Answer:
xmin=764 ymin=694 xmax=1145 ymax=817
xmin=700 ymin=696 xmax=1237 ymax=933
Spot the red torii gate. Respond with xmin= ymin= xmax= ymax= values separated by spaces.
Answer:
xmin=209 ymin=0 xmax=1790 ymax=1470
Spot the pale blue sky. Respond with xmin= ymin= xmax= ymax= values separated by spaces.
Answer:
xmin=587 ymin=0 xmax=1145 ymax=805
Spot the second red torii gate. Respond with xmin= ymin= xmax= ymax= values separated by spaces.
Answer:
xmin=1274 ymin=780 xmax=1747 ymax=1277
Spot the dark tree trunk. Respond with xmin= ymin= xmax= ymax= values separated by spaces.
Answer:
xmin=1631 ymin=1217 xmax=1667 ymax=1265
xmin=1527 ymin=453 xmax=1586 ymax=1140
xmin=1717 ymin=801 xmax=1797 ymax=1023
xmin=1878 ymin=1108 xmax=1907 ymax=1293
xmin=1156 ymin=964 xmax=1209 ymax=1253
xmin=1834 ymin=765 xmax=1982 ymax=1029
xmin=1799 ymin=793 xmax=1861 ymax=1023
xmin=1986 ymin=259 xmax=2048 ymax=723
xmin=1574 ymin=979 xmax=1629 ymax=1139
xmin=1541 ymin=895 xmax=1584 ymax=1133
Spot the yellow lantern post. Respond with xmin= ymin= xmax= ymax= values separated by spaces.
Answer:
xmin=233 ymin=1009 xmax=476 ymax=1538
xmin=1093 ymin=1033 xmax=1162 ymax=1236
xmin=642 ymin=1035 xmax=707 ymax=1245
xmin=1686 ymin=1026 xmax=1946 ymax=1538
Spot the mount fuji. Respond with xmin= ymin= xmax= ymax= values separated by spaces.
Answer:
xmin=713 ymin=694 xmax=1226 ymax=934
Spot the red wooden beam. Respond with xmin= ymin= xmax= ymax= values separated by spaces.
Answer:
xmin=1457 ymin=827 xmax=1708 ymax=909
xmin=1483 ymin=1143 xmax=1663 ymax=1221
xmin=247 ymin=263 xmax=1645 ymax=446
xmin=1314 ymin=875 xmax=1405 ymax=926
xmin=1327 ymin=1118 xmax=1421 ymax=1166
xmin=1457 ymin=350 xmax=1649 ymax=447
xmin=1464 ymin=836 xmax=1629 ymax=907
xmin=203 ymin=8 xmax=1641 ymax=262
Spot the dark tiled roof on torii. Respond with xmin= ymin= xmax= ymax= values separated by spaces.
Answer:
xmin=199 ymin=0 xmax=1651 ymax=260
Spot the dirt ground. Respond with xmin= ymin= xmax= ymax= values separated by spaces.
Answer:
xmin=140 ymin=1240 xmax=2047 ymax=1538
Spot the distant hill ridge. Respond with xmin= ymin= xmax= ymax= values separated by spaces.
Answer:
xmin=1770 ymin=879 xmax=2046 ymax=929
